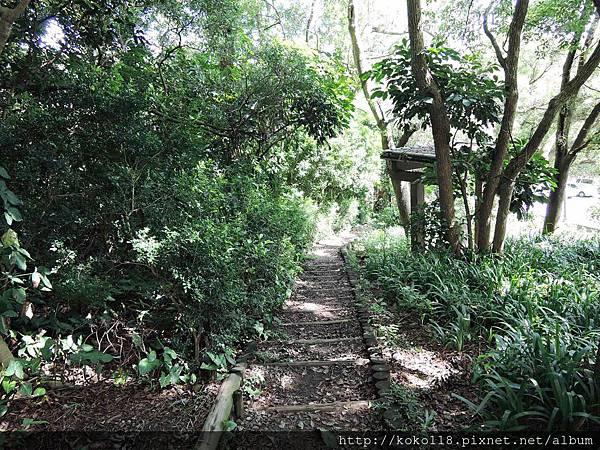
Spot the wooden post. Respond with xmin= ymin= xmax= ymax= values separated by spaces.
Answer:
xmin=233 ymin=390 xmax=244 ymax=419
xmin=410 ymin=182 xmax=425 ymax=250
xmin=196 ymin=363 xmax=247 ymax=450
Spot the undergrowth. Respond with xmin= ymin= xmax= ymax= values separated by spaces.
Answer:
xmin=350 ymin=230 xmax=600 ymax=431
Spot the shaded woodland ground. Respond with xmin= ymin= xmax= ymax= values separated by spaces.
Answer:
xmin=1 ymin=0 xmax=600 ymax=445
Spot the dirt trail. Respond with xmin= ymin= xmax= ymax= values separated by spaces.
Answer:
xmin=236 ymin=238 xmax=382 ymax=438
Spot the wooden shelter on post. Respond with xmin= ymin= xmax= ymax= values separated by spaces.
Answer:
xmin=381 ymin=145 xmax=435 ymax=250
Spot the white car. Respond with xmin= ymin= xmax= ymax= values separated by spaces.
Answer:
xmin=567 ymin=178 xmax=599 ymax=198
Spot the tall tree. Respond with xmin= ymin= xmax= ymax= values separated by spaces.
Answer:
xmin=475 ymin=0 xmax=529 ymax=252
xmin=405 ymin=0 xmax=460 ymax=254
xmin=543 ymin=13 xmax=600 ymax=233
xmin=348 ymin=0 xmax=410 ymax=230
xmin=492 ymin=31 xmax=600 ymax=250
xmin=472 ymin=0 xmax=600 ymax=252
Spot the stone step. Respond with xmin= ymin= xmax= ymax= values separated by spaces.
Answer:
xmin=279 ymin=319 xmax=354 ymax=326
xmin=255 ymin=399 xmax=373 ymax=413
xmin=261 ymin=337 xmax=362 ymax=345
xmin=252 ymin=358 xmax=369 ymax=367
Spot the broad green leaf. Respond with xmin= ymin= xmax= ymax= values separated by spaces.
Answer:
xmin=159 ymin=373 xmax=171 ymax=388
xmin=39 ymin=273 xmax=52 ymax=290
xmin=4 ymin=189 xmax=22 ymax=206
xmin=19 ymin=383 xmax=33 ymax=397
xmin=5 ymin=360 xmax=25 ymax=379
xmin=138 ymin=355 xmax=161 ymax=375
xmin=2 ymin=378 xmax=16 ymax=394
xmin=17 ymin=248 xmax=30 ymax=259
xmin=40 ymin=339 xmax=54 ymax=360
xmin=10 ymin=252 xmax=27 ymax=271
xmin=1 ymin=229 xmax=18 ymax=247
xmin=224 ymin=420 xmax=237 ymax=432
xmin=6 ymin=206 xmax=22 ymax=222
xmin=32 ymin=387 xmax=46 ymax=397
xmin=12 ymin=288 xmax=26 ymax=304
xmin=70 ymin=350 xmax=114 ymax=364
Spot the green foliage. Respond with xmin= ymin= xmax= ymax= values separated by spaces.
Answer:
xmin=367 ymin=41 xmax=559 ymax=241
xmin=373 ymin=205 xmax=402 ymax=230
xmin=137 ymin=347 xmax=196 ymax=387
xmin=352 ymin=230 xmax=600 ymax=430
xmin=132 ymin=163 xmax=314 ymax=358
xmin=0 ymin=0 xmax=354 ymax=388
xmin=0 ymin=167 xmax=52 ymax=333
xmin=1 ymin=331 xmax=113 ymax=417
xmin=525 ymin=0 xmax=596 ymax=47
xmin=410 ymin=200 xmax=455 ymax=251
xmin=377 ymin=381 xmax=436 ymax=431
xmin=368 ymin=40 xmax=503 ymax=144
xmin=510 ymin=149 xmax=557 ymax=220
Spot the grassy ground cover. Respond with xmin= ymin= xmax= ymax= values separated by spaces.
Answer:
xmin=349 ymin=230 xmax=600 ymax=430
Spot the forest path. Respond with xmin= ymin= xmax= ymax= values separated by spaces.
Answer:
xmin=236 ymin=236 xmax=381 ymax=438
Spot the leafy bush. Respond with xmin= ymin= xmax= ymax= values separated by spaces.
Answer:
xmin=350 ymin=230 xmax=600 ymax=430
xmin=373 ymin=205 xmax=402 ymax=230
xmin=1 ymin=17 xmax=344 ymax=382
xmin=0 ymin=167 xmax=114 ymax=417
xmin=128 ymin=163 xmax=315 ymax=362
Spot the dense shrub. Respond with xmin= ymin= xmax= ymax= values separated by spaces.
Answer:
xmin=0 ymin=9 xmax=348 ymax=377
xmin=350 ymin=231 xmax=600 ymax=430
xmin=9 ymin=162 xmax=315 ymax=374
xmin=131 ymin=163 xmax=315 ymax=359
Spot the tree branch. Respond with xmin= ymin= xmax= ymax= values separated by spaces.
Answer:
xmin=569 ymin=101 xmax=600 ymax=157
xmin=483 ymin=11 xmax=506 ymax=69
xmin=348 ymin=0 xmax=387 ymax=142
xmin=503 ymin=38 xmax=600 ymax=182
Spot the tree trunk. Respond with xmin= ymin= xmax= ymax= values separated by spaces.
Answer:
xmin=542 ymin=51 xmax=575 ymax=234
xmin=392 ymin=128 xmax=414 ymax=228
xmin=305 ymin=0 xmax=316 ymax=43
xmin=543 ymin=158 xmax=571 ymax=234
xmin=391 ymin=175 xmax=411 ymax=226
xmin=406 ymin=0 xmax=460 ymax=254
xmin=0 ymin=0 xmax=30 ymax=56
xmin=492 ymin=182 xmax=514 ymax=253
xmin=545 ymin=100 xmax=600 ymax=233
xmin=543 ymin=13 xmax=597 ymax=234
xmin=474 ymin=174 xmax=482 ymax=245
xmin=459 ymin=173 xmax=474 ymax=251
xmin=476 ymin=0 xmax=529 ymax=252
xmin=347 ymin=0 xmax=410 ymax=231
xmin=493 ymin=37 xmax=600 ymax=250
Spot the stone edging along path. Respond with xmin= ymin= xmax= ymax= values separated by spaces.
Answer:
xmin=197 ymin=237 xmax=393 ymax=449
xmin=339 ymin=245 xmax=392 ymax=401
